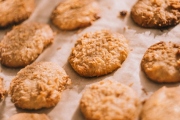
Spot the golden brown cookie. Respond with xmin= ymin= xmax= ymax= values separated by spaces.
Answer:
xmin=69 ymin=30 xmax=129 ymax=77
xmin=0 ymin=77 xmax=6 ymax=101
xmin=131 ymin=0 xmax=180 ymax=28
xmin=0 ymin=22 xmax=54 ymax=68
xmin=141 ymin=86 xmax=180 ymax=120
xmin=80 ymin=80 xmax=140 ymax=120
xmin=9 ymin=62 xmax=71 ymax=110
xmin=8 ymin=113 xmax=50 ymax=120
xmin=51 ymin=0 xmax=99 ymax=30
xmin=141 ymin=41 xmax=180 ymax=83
xmin=0 ymin=0 xmax=35 ymax=27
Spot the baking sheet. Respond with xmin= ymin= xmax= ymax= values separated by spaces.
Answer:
xmin=0 ymin=0 xmax=180 ymax=120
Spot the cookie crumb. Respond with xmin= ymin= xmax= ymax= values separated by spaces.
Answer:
xmin=57 ymin=47 xmax=61 ymax=50
xmin=129 ymin=83 xmax=134 ymax=87
xmin=120 ymin=10 xmax=127 ymax=17
xmin=142 ymin=99 xmax=146 ymax=105
xmin=95 ymin=15 xmax=101 ymax=20
xmin=142 ymin=88 xmax=148 ymax=95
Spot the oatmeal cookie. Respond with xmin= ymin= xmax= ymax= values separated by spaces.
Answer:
xmin=0 ymin=22 xmax=54 ymax=68
xmin=80 ymin=80 xmax=140 ymax=120
xmin=141 ymin=86 xmax=180 ymax=120
xmin=0 ymin=0 xmax=35 ymax=27
xmin=141 ymin=41 xmax=180 ymax=83
xmin=131 ymin=0 xmax=180 ymax=28
xmin=51 ymin=0 xmax=99 ymax=30
xmin=9 ymin=62 xmax=71 ymax=110
xmin=69 ymin=30 xmax=129 ymax=77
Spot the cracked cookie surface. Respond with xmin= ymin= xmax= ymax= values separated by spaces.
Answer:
xmin=80 ymin=80 xmax=140 ymax=120
xmin=0 ymin=77 xmax=6 ymax=101
xmin=69 ymin=30 xmax=129 ymax=77
xmin=9 ymin=62 xmax=71 ymax=110
xmin=0 ymin=22 xmax=54 ymax=68
xmin=51 ymin=0 xmax=99 ymax=30
xmin=131 ymin=0 xmax=180 ymax=28
xmin=0 ymin=0 xmax=35 ymax=27
xmin=141 ymin=41 xmax=180 ymax=83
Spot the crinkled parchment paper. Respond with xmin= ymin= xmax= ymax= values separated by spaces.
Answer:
xmin=0 ymin=0 xmax=180 ymax=120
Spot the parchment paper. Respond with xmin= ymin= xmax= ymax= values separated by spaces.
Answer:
xmin=1 ymin=0 xmax=180 ymax=120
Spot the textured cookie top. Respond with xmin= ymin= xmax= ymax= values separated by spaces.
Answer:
xmin=0 ymin=0 xmax=35 ymax=27
xmin=141 ymin=86 xmax=180 ymax=120
xmin=131 ymin=0 xmax=180 ymax=28
xmin=80 ymin=80 xmax=140 ymax=120
xmin=0 ymin=22 xmax=54 ymax=68
xmin=51 ymin=0 xmax=99 ymax=30
xmin=8 ymin=113 xmax=50 ymax=120
xmin=69 ymin=30 xmax=129 ymax=77
xmin=10 ymin=62 xmax=71 ymax=110
xmin=141 ymin=41 xmax=180 ymax=83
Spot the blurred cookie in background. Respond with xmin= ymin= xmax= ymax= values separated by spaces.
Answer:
xmin=51 ymin=0 xmax=100 ymax=30
xmin=141 ymin=41 xmax=180 ymax=83
xmin=80 ymin=80 xmax=140 ymax=120
xmin=131 ymin=0 xmax=180 ymax=28
xmin=0 ymin=0 xmax=35 ymax=27
xmin=141 ymin=86 xmax=180 ymax=120
xmin=0 ymin=22 xmax=54 ymax=68
xmin=8 ymin=113 xmax=50 ymax=120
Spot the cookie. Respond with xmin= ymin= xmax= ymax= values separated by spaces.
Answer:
xmin=131 ymin=0 xmax=180 ymax=28
xmin=9 ymin=62 xmax=71 ymax=110
xmin=0 ymin=77 xmax=6 ymax=101
xmin=0 ymin=0 xmax=35 ymax=27
xmin=69 ymin=30 xmax=129 ymax=77
xmin=80 ymin=80 xmax=140 ymax=120
xmin=141 ymin=41 xmax=180 ymax=83
xmin=141 ymin=86 xmax=180 ymax=120
xmin=0 ymin=22 xmax=54 ymax=68
xmin=51 ymin=0 xmax=99 ymax=30
xmin=8 ymin=113 xmax=50 ymax=120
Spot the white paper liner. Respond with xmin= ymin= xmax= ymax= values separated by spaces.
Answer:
xmin=0 ymin=0 xmax=180 ymax=120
